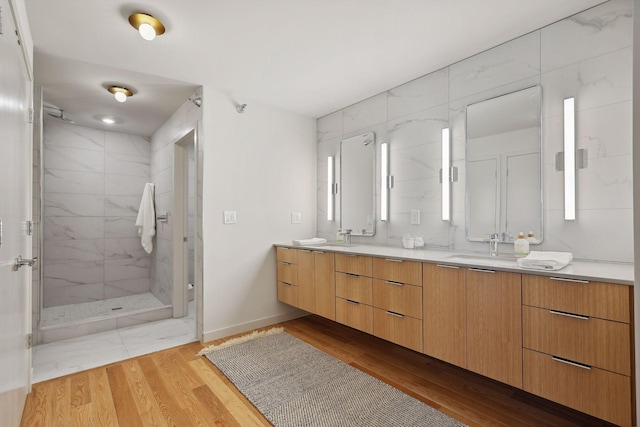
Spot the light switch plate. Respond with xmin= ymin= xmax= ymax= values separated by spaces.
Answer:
xmin=291 ymin=212 xmax=302 ymax=224
xmin=223 ymin=211 xmax=237 ymax=224
xmin=410 ymin=209 xmax=421 ymax=225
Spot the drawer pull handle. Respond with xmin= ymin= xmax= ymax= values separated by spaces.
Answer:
xmin=468 ymin=268 xmax=495 ymax=273
xmin=345 ymin=273 xmax=360 ymax=278
xmin=346 ymin=254 xmax=358 ymax=258
xmin=549 ymin=310 xmax=589 ymax=321
xmin=346 ymin=299 xmax=359 ymax=305
xmin=281 ymin=262 xmax=292 ymax=266
xmin=436 ymin=264 xmax=460 ymax=269
xmin=385 ymin=280 xmax=404 ymax=286
xmin=551 ymin=356 xmax=591 ymax=370
xmin=300 ymin=249 xmax=312 ymax=253
xmin=386 ymin=310 xmax=404 ymax=318
xmin=313 ymin=251 xmax=325 ymax=254
xmin=280 ymin=247 xmax=289 ymax=250
xmin=281 ymin=282 xmax=294 ymax=287
xmin=385 ymin=258 xmax=404 ymax=263
xmin=550 ymin=277 xmax=589 ymax=284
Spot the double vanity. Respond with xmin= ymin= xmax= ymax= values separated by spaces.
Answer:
xmin=274 ymin=243 xmax=634 ymax=427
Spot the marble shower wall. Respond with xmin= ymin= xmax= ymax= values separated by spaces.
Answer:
xmin=317 ymin=0 xmax=633 ymax=262
xmin=42 ymin=118 xmax=152 ymax=307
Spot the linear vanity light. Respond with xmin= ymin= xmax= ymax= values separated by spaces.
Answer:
xmin=564 ymin=97 xmax=576 ymax=221
xmin=441 ymin=128 xmax=451 ymax=221
xmin=380 ymin=142 xmax=390 ymax=221
xmin=327 ymin=156 xmax=335 ymax=221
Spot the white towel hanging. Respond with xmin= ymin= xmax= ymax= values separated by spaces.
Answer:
xmin=135 ymin=183 xmax=156 ymax=254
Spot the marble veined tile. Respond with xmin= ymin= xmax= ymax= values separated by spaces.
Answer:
xmin=389 ymin=177 xmax=441 ymax=215
xmin=541 ymin=0 xmax=632 ymax=72
xmin=387 ymin=104 xmax=448 ymax=151
xmin=118 ymin=317 xmax=195 ymax=358
xmin=390 ymin=143 xmax=441 ymax=183
xmin=387 ymin=68 xmax=448 ymax=121
xmin=105 ymin=132 xmax=150 ymax=156
xmin=317 ymin=111 xmax=342 ymax=143
xmin=44 ymin=169 xmax=104 ymax=194
xmin=44 ymin=239 xmax=104 ymax=263
xmin=449 ymin=32 xmax=540 ymax=102
xmin=541 ymin=47 xmax=631 ymax=118
xmin=105 ymin=278 xmax=151 ymax=299
xmin=104 ymin=217 xmax=139 ymax=238
xmin=150 ymin=142 xmax=173 ymax=174
xmin=43 ymin=283 xmax=105 ymax=308
xmin=44 ymin=119 xmax=105 ymax=151
xmin=151 ymin=167 xmax=172 ymax=195
xmin=342 ymin=92 xmax=388 ymax=134
xmin=105 ymin=257 xmax=151 ymax=282
xmin=44 ymin=217 xmax=104 ymax=240
xmin=105 ymin=173 xmax=149 ymax=197
xmin=44 ymin=145 xmax=104 ymax=172
xmin=44 ymin=193 xmax=104 ymax=217
xmin=43 ymin=261 xmax=104 ymax=289
xmin=104 ymin=195 xmax=140 ymax=217
xmin=105 ymin=152 xmax=150 ymax=177
xmin=105 ymin=237 xmax=150 ymax=260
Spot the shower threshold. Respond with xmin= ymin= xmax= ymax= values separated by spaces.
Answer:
xmin=39 ymin=293 xmax=172 ymax=344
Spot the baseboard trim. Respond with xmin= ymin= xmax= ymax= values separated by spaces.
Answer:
xmin=201 ymin=310 xmax=308 ymax=343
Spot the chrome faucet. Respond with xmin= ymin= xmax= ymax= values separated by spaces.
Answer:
xmin=489 ymin=233 xmax=499 ymax=257
xmin=338 ymin=229 xmax=352 ymax=245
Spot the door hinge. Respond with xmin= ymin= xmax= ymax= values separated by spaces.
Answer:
xmin=26 ymin=220 xmax=34 ymax=236
xmin=28 ymin=108 xmax=34 ymax=124
xmin=27 ymin=333 xmax=33 ymax=349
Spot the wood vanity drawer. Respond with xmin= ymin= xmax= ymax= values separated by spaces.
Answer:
xmin=372 ymin=257 xmax=422 ymax=286
xmin=523 ymin=349 xmax=632 ymax=427
xmin=522 ymin=275 xmax=631 ymax=322
xmin=336 ymin=298 xmax=373 ymax=334
xmin=277 ymin=281 xmax=298 ymax=307
xmin=523 ymin=305 xmax=631 ymax=375
xmin=336 ymin=272 xmax=373 ymax=305
xmin=276 ymin=262 xmax=297 ymax=285
xmin=372 ymin=279 xmax=422 ymax=319
xmin=373 ymin=307 xmax=422 ymax=352
xmin=335 ymin=253 xmax=372 ymax=277
xmin=276 ymin=246 xmax=297 ymax=264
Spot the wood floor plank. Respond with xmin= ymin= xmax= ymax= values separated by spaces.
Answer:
xmin=70 ymin=401 xmax=94 ymax=426
xmin=121 ymin=359 xmax=170 ymax=427
xmin=192 ymin=384 xmax=243 ymax=427
xmin=20 ymin=379 xmax=53 ymax=427
xmin=69 ymin=372 xmax=91 ymax=408
xmin=52 ymin=377 xmax=70 ymax=426
xmin=87 ymin=368 xmax=119 ymax=426
xmin=106 ymin=364 xmax=144 ymax=426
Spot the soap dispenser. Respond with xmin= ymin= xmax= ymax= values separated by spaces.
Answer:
xmin=514 ymin=232 xmax=530 ymax=258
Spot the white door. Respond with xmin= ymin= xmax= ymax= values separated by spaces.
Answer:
xmin=0 ymin=0 xmax=33 ymax=425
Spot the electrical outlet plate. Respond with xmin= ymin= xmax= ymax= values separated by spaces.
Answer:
xmin=291 ymin=212 xmax=302 ymax=224
xmin=410 ymin=209 xmax=421 ymax=225
xmin=223 ymin=211 xmax=237 ymax=224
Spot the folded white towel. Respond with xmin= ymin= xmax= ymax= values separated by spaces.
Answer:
xmin=135 ymin=183 xmax=156 ymax=254
xmin=517 ymin=251 xmax=573 ymax=271
xmin=292 ymin=238 xmax=327 ymax=246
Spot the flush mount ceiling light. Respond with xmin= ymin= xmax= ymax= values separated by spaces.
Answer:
xmin=128 ymin=13 xmax=165 ymax=41
xmin=108 ymin=86 xmax=133 ymax=103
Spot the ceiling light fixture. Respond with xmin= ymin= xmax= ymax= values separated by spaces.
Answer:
xmin=108 ymin=86 xmax=133 ymax=103
xmin=128 ymin=13 xmax=165 ymax=41
xmin=102 ymin=117 xmax=116 ymax=124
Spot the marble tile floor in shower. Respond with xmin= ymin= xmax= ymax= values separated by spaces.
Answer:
xmin=33 ymin=300 xmax=195 ymax=383
xmin=40 ymin=292 xmax=167 ymax=327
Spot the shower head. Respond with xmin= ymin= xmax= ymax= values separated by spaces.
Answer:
xmin=236 ymin=103 xmax=247 ymax=114
xmin=44 ymin=105 xmax=75 ymax=124
xmin=189 ymin=97 xmax=202 ymax=108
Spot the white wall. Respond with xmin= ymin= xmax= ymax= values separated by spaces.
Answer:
xmin=201 ymin=88 xmax=316 ymax=340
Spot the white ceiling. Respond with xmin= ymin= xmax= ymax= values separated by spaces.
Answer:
xmin=25 ymin=0 xmax=606 ymax=137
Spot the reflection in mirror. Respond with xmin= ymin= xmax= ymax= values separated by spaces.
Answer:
xmin=465 ymin=86 xmax=542 ymax=242
xmin=340 ymin=132 xmax=376 ymax=236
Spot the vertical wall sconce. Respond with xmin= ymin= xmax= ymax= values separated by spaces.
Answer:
xmin=327 ymin=156 xmax=335 ymax=221
xmin=441 ymin=128 xmax=451 ymax=221
xmin=380 ymin=143 xmax=390 ymax=221
xmin=564 ymin=97 xmax=576 ymax=221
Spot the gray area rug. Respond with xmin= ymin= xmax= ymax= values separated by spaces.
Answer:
xmin=204 ymin=330 xmax=467 ymax=427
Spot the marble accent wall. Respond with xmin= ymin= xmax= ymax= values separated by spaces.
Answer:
xmin=42 ymin=118 xmax=152 ymax=307
xmin=317 ymin=0 xmax=633 ymax=262
xmin=149 ymin=89 xmax=203 ymax=306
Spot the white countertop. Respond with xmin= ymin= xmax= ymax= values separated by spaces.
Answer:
xmin=274 ymin=242 xmax=634 ymax=286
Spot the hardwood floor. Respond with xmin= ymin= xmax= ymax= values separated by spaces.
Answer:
xmin=21 ymin=315 xmax=616 ymax=426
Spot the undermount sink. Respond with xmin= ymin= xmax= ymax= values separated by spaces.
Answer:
xmin=445 ymin=253 xmax=517 ymax=267
xmin=312 ymin=242 xmax=358 ymax=248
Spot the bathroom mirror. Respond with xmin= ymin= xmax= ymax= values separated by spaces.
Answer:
xmin=340 ymin=132 xmax=376 ymax=236
xmin=465 ymin=85 xmax=542 ymax=242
